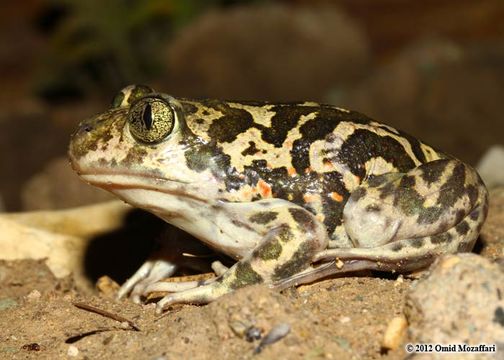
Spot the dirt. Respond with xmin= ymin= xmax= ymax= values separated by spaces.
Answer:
xmin=0 ymin=259 xmax=411 ymax=359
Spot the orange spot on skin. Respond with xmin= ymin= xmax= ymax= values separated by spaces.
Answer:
xmin=331 ymin=192 xmax=343 ymax=202
xmin=288 ymin=167 xmax=297 ymax=176
xmin=258 ymin=179 xmax=272 ymax=198
xmin=316 ymin=214 xmax=325 ymax=222
xmin=304 ymin=167 xmax=312 ymax=174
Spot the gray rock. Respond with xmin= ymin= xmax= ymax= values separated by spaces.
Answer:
xmin=164 ymin=4 xmax=369 ymax=102
xmin=477 ymin=145 xmax=504 ymax=189
xmin=405 ymin=253 xmax=504 ymax=359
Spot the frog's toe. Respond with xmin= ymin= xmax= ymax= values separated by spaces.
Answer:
xmin=117 ymin=259 xmax=178 ymax=300
xmin=155 ymin=282 xmax=228 ymax=313
xmin=142 ymin=277 xmax=214 ymax=295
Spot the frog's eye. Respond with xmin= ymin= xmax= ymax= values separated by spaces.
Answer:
xmin=128 ymin=97 xmax=175 ymax=144
xmin=112 ymin=85 xmax=154 ymax=108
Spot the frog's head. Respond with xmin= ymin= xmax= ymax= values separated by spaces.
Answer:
xmin=69 ymin=85 xmax=231 ymax=211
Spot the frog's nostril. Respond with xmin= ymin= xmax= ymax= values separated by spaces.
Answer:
xmin=82 ymin=124 xmax=93 ymax=132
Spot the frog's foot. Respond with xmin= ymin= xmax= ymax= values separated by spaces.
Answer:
xmin=316 ymin=159 xmax=488 ymax=272
xmin=151 ymin=204 xmax=328 ymax=313
xmin=117 ymin=259 xmax=178 ymax=303
xmin=117 ymin=231 xmax=220 ymax=302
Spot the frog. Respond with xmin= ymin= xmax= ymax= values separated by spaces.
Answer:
xmin=69 ymin=85 xmax=489 ymax=313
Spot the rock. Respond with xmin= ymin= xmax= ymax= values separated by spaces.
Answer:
xmin=405 ymin=254 xmax=504 ymax=357
xmin=338 ymin=39 xmax=504 ymax=164
xmin=477 ymin=145 xmax=504 ymax=189
xmin=381 ymin=315 xmax=407 ymax=351
xmin=21 ymin=157 xmax=115 ymax=211
xmin=0 ymin=201 xmax=131 ymax=281
xmin=479 ymin=186 xmax=504 ymax=260
xmin=165 ymin=4 xmax=369 ymax=101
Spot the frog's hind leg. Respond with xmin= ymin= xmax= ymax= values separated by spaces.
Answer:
xmin=315 ymin=159 xmax=489 ymax=272
xmin=154 ymin=202 xmax=329 ymax=313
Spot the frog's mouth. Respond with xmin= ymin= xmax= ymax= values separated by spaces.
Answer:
xmin=68 ymin=149 xmax=210 ymax=206
xmin=82 ymin=172 xmax=207 ymax=202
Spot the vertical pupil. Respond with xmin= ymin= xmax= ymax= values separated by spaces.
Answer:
xmin=142 ymin=103 xmax=153 ymax=130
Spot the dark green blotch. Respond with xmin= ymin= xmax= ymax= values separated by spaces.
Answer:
xmin=391 ymin=243 xmax=404 ymax=252
xmin=337 ymin=129 xmax=416 ymax=179
xmin=466 ymin=185 xmax=479 ymax=208
xmin=241 ymin=141 xmax=259 ymax=156
xmin=184 ymin=143 xmax=215 ymax=172
xmin=261 ymin=105 xmax=316 ymax=147
xmin=417 ymin=206 xmax=443 ymax=224
xmin=351 ymin=187 xmax=367 ymax=201
xmin=457 ymin=242 xmax=471 ymax=252
xmin=121 ymin=146 xmax=148 ymax=167
xmin=253 ymin=238 xmax=282 ymax=261
xmin=249 ymin=211 xmax=278 ymax=224
xmin=272 ymin=242 xmax=315 ymax=282
xmin=411 ymin=238 xmax=424 ymax=248
xmin=430 ymin=232 xmax=452 ymax=244
xmin=454 ymin=209 xmax=466 ymax=224
xmin=493 ymin=306 xmax=504 ymax=327
xmin=394 ymin=176 xmax=424 ymax=216
xmin=436 ymin=163 xmax=466 ymax=209
xmin=277 ymin=226 xmax=294 ymax=243
xmin=229 ymin=262 xmax=263 ymax=290
xmin=291 ymin=105 xmax=368 ymax=174
xmin=455 ymin=220 xmax=470 ymax=236
xmin=111 ymin=92 xmax=125 ymax=108
xmin=420 ymin=159 xmax=447 ymax=184
xmin=379 ymin=182 xmax=396 ymax=200
xmin=181 ymin=102 xmax=198 ymax=115
xmin=207 ymin=101 xmax=255 ymax=143
xmin=469 ymin=209 xmax=480 ymax=220
xmin=366 ymin=204 xmax=382 ymax=212
xmin=288 ymin=208 xmax=315 ymax=231
xmin=320 ymin=171 xmax=349 ymax=234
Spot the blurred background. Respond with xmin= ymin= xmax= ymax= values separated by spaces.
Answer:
xmin=1 ymin=0 xmax=503 ymax=212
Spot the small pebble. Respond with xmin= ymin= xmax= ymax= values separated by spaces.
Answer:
xmin=67 ymin=345 xmax=79 ymax=357
xmin=245 ymin=326 xmax=262 ymax=342
xmin=382 ymin=316 xmax=408 ymax=350
xmin=26 ymin=290 xmax=41 ymax=301
xmin=229 ymin=320 xmax=249 ymax=338
xmin=338 ymin=316 xmax=351 ymax=324
xmin=254 ymin=323 xmax=291 ymax=353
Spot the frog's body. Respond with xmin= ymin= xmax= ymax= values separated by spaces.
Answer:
xmin=69 ymin=85 xmax=488 ymax=312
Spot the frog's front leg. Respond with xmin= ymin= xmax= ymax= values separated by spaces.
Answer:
xmin=152 ymin=200 xmax=329 ymax=313
xmin=117 ymin=227 xmax=219 ymax=302
xmin=315 ymin=159 xmax=488 ymax=271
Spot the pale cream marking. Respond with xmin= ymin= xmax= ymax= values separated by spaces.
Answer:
xmin=282 ymin=111 xmax=318 ymax=144
xmin=369 ymin=121 xmax=399 ymax=135
xmin=420 ymin=143 xmax=442 ymax=162
xmin=227 ymin=103 xmax=276 ymax=128
xmin=364 ymin=157 xmax=398 ymax=177
xmin=300 ymin=101 xmax=320 ymax=107
xmin=335 ymin=107 xmax=351 ymax=113
xmin=309 ymin=122 xmax=360 ymax=190
xmin=184 ymin=102 xmax=224 ymax=141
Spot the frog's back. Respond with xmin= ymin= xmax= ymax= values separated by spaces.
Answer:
xmin=180 ymin=99 xmax=444 ymax=238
